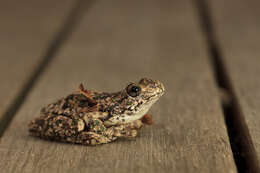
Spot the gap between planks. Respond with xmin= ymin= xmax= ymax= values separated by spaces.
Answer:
xmin=193 ymin=0 xmax=260 ymax=172
xmin=0 ymin=0 xmax=95 ymax=138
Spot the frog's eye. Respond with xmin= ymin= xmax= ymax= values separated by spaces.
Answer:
xmin=126 ymin=84 xmax=141 ymax=97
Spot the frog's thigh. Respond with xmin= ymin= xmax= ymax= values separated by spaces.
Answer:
xmin=57 ymin=116 xmax=111 ymax=145
xmin=43 ymin=115 xmax=80 ymax=138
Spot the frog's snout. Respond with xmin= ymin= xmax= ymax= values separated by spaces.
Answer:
xmin=155 ymin=80 xmax=165 ymax=96
xmin=139 ymin=78 xmax=165 ymax=96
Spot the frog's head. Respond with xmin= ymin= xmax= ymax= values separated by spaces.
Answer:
xmin=126 ymin=78 xmax=165 ymax=104
xmin=105 ymin=78 xmax=165 ymax=126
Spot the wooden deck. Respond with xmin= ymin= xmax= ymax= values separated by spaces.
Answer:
xmin=0 ymin=0 xmax=259 ymax=172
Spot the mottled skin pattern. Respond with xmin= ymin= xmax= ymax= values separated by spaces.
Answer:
xmin=28 ymin=78 xmax=165 ymax=145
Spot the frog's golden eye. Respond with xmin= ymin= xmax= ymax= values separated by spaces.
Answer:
xmin=126 ymin=84 xmax=141 ymax=97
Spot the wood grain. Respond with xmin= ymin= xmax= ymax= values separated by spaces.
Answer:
xmin=0 ymin=0 xmax=75 ymax=129
xmin=0 ymin=0 xmax=237 ymax=172
xmin=209 ymin=0 xmax=260 ymax=166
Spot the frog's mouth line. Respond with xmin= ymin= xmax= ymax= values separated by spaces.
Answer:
xmin=144 ymin=92 xmax=163 ymax=101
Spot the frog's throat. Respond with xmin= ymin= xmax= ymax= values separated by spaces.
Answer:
xmin=108 ymin=98 xmax=158 ymax=125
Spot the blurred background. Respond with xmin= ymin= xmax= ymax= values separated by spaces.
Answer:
xmin=0 ymin=0 xmax=259 ymax=172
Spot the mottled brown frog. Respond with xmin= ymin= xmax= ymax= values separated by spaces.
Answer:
xmin=28 ymin=78 xmax=165 ymax=145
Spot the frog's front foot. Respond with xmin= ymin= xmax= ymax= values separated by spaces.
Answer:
xmin=140 ymin=114 xmax=153 ymax=125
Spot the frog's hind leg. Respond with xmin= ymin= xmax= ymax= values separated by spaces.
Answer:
xmin=29 ymin=115 xmax=112 ymax=145
xmin=105 ymin=120 xmax=144 ymax=139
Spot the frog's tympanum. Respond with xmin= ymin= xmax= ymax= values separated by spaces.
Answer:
xmin=29 ymin=78 xmax=165 ymax=145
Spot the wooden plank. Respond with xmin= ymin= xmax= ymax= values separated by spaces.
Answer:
xmin=0 ymin=0 xmax=237 ymax=172
xmin=0 ymin=0 xmax=75 ymax=129
xmin=208 ymin=0 xmax=260 ymax=165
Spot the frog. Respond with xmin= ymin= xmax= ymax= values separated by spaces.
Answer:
xmin=28 ymin=78 xmax=165 ymax=145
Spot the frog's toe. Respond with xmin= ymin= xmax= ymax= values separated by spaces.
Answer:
xmin=129 ymin=129 xmax=138 ymax=138
xmin=76 ymin=132 xmax=111 ymax=145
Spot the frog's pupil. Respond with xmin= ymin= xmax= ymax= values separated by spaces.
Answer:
xmin=131 ymin=86 xmax=140 ymax=93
